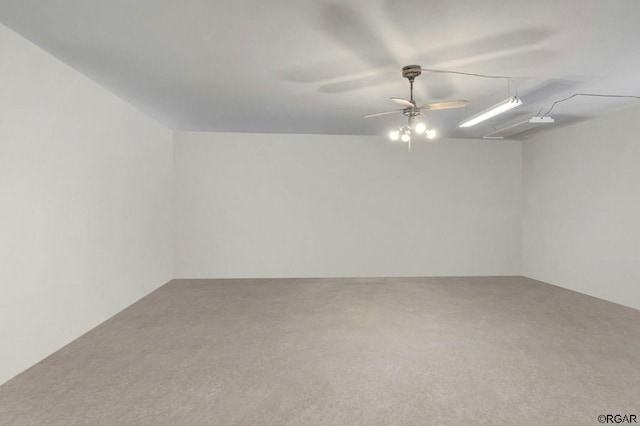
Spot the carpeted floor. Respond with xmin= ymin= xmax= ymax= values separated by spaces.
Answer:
xmin=1 ymin=276 xmax=639 ymax=425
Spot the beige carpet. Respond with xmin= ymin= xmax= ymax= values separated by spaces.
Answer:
xmin=1 ymin=276 xmax=639 ymax=425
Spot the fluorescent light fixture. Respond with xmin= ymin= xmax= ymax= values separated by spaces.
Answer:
xmin=459 ymin=97 xmax=522 ymax=128
xmin=483 ymin=116 xmax=555 ymax=139
xmin=528 ymin=116 xmax=554 ymax=124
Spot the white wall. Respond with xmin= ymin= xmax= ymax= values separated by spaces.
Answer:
xmin=174 ymin=131 xmax=522 ymax=278
xmin=523 ymin=106 xmax=640 ymax=309
xmin=0 ymin=24 xmax=173 ymax=384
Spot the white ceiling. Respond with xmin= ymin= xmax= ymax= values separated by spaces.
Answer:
xmin=1 ymin=0 xmax=640 ymax=139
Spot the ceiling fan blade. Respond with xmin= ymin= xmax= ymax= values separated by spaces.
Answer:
xmin=420 ymin=100 xmax=469 ymax=110
xmin=362 ymin=109 xmax=403 ymax=118
xmin=390 ymin=97 xmax=414 ymax=107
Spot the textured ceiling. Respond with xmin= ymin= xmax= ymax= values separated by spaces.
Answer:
xmin=1 ymin=0 xmax=640 ymax=139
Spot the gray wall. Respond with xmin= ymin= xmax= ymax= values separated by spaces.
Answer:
xmin=523 ymin=106 xmax=640 ymax=309
xmin=0 ymin=24 xmax=173 ymax=384
xmin=174 ymin=132 xmax=522 ymax=278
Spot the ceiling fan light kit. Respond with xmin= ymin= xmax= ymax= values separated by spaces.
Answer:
xmin=458 ymin=96 xmax=523 ymax=128
xmin=389 ymin=115 xmax=437 ymax=146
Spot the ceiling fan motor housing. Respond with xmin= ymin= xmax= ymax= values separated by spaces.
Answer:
xmin=403 ymin=107 xmax=420 ymax=116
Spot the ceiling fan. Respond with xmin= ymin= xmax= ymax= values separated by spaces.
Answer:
xmin=363 ymin=65 xmax=469 ymax=147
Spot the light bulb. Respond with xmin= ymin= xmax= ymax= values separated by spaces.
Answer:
xmin=401 ymin=133 xmax=410 ymax=142
xmin=389 ymin=130 xmax=400 ymax=141
xmin=426 ymin=129 xmax=437 ymax=139
xmin=414 ymin=122 xmax=427 ymax=134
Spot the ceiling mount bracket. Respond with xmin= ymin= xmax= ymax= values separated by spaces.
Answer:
xmin=402 ymin=65 xmax=422 ymax=82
